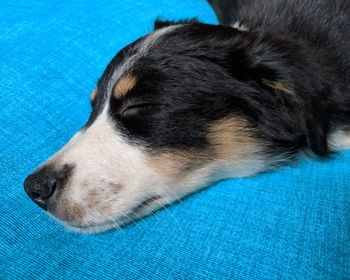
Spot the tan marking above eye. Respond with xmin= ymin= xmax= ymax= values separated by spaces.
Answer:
xmin=262 ymin=79 xmax=294 ymax=95
xmin=90 ymin=88 xmax=97 ymax=101
xmin=113 ymin=74 xmax=138 ymax=99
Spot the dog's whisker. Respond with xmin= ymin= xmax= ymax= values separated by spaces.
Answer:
xmin=122 ymin=212 xmax=142 ymax=230
xmin=154 ymin=198 xmax=185 ymax=239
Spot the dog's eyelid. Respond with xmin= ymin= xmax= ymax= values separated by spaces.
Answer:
xmin=120 ymin=103 xmax=163 ymax=118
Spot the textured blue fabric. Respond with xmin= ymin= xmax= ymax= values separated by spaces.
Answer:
xmin=0 ymin=0 xmax=349 ymax=279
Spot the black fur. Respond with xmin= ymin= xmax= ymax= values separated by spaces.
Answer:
xmin=93 ymin=0 xmax=350 ymax=158
xmin=207 ymin=0 xmax=238 ymax=25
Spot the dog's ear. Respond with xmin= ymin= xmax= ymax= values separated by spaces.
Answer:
xmin=225 ymin=36 xmax=331 ymax=156
xmin=153 ymin=18 xmax=199 ymax=30
xmin=226 ymin=38 xmax=296 ymax=94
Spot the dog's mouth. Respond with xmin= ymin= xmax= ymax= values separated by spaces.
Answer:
xmin=131 ymin=195 xmax=163 ymax=212
xmin=64 ymin=195 xmax=164 ymax=233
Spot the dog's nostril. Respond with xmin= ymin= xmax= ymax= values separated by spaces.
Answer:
xmin=45 ymin=178 xmax=57 ymax=197
xmin=24 ymin=168 xmax=60 ymax=210
xmin=40 ymin=179 xmax=57 ymax=199
xmin=50 ymin=181 xmax=57 ymax=196
xmin=29 ymin=190 xmax=41 ymax=200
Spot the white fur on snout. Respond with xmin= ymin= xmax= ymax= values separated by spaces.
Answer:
xmin=51 ymin=114 xmax=163 ymax=225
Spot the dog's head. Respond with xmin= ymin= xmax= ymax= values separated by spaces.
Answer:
xmin=24 ymin=20 xmax=324 ymax=233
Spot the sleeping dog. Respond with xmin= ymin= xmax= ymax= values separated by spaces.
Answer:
xmin=24 ymin=0 xmax=350 ymax=233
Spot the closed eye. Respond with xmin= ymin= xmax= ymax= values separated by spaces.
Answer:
xmin=121 ymin=103 xmax=163 ymax=118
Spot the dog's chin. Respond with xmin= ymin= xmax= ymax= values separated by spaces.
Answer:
xmin=65 ymin=221 xmax=123 ymax=234
xmin=51 ymin=195 xmax=168 ymax=234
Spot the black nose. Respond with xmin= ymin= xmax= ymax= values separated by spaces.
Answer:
xmin=24 ymin=164 xmax=73 ymax=210
xmin=24 ymin=169 xmax=57 ymax=210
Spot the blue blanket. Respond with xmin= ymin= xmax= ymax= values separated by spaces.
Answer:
xmin=0 ymin=0 xmax=349 ymax=278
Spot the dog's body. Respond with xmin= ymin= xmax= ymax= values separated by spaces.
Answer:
xmin=24 ymin=0 xmax=350 ymax=233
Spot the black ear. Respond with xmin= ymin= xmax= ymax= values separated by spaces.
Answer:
xmin=226 ymin=37 xmax=294 ymax=90
xmin=153 ymin=18 xmax=199 ymax=30
xmin=224 ymin=35 xmax=331 ymax=156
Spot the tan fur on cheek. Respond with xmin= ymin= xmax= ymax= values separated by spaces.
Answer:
xmin=113 ymin=74 xmax=137 ymax=99
xmin=149 ymin=152 xmax=193 ymax=177
xmin=149 ymin=117 xmax=259 ymax=178
xmin=149 ymin=150 xmax=212 ymax=177
xmin=208 ymin=116 xmax=259 ymax=161
xmin=146 ymin=117 xmax=264 ymax=199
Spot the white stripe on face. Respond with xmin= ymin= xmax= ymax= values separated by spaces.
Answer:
xmin=103 ymin=24 xmax=182 ymax=115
